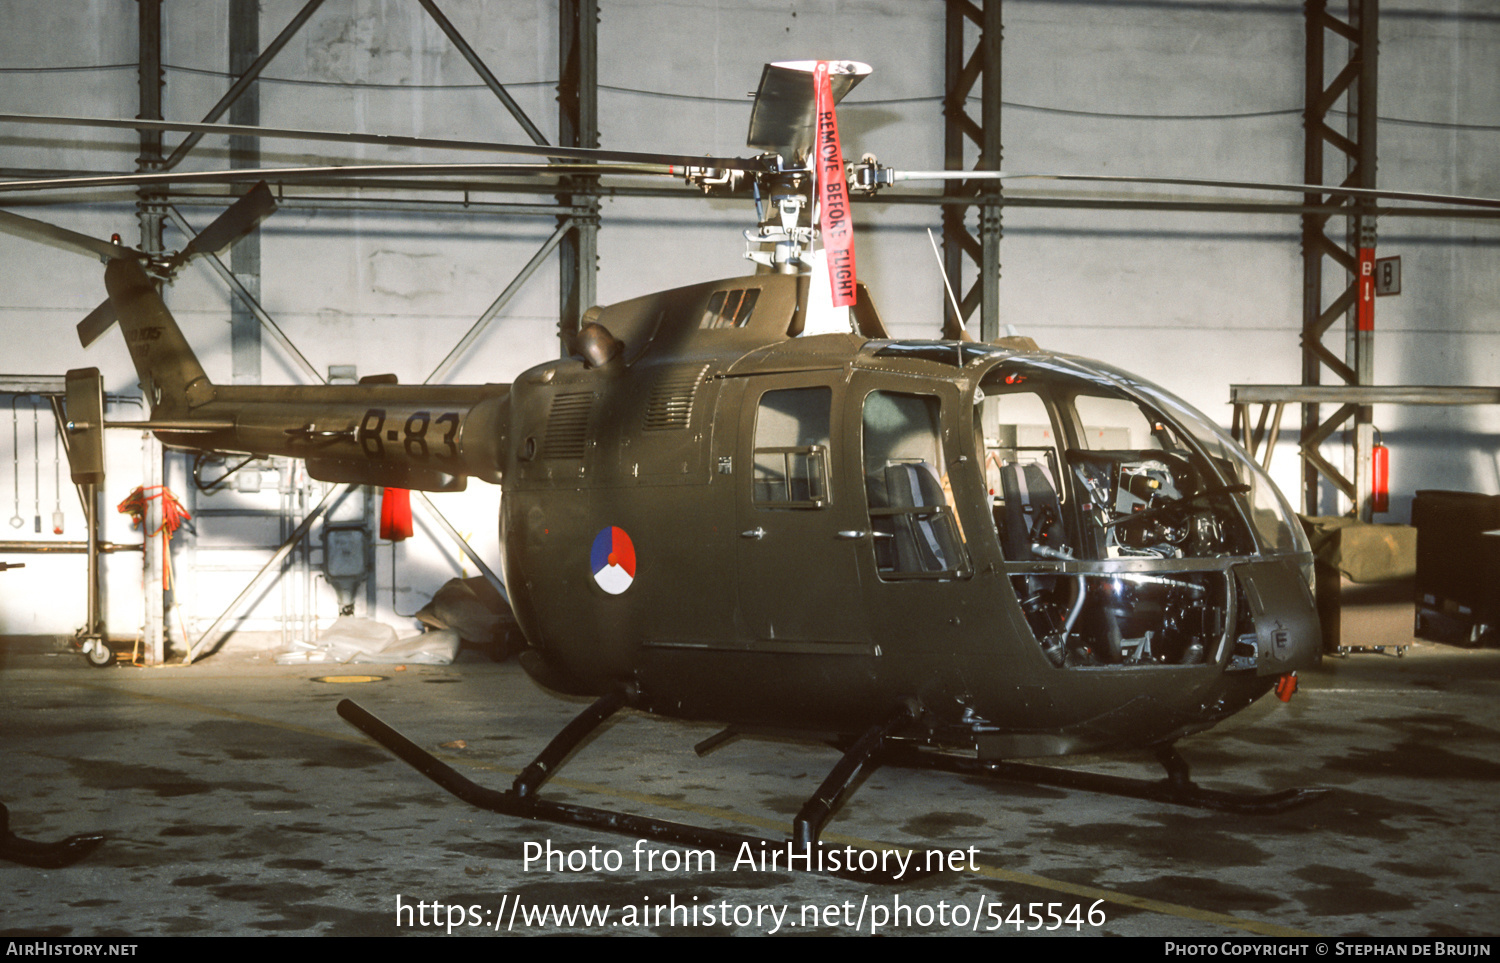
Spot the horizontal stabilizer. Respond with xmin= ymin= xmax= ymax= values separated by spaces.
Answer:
xmin=63 ymin=368 xmax=105 ymax=485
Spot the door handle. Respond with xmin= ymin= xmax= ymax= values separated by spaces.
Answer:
xmin=740 ymin=527 xmax=766 ymax=540
xmin=835 ymin=530 xmax=868 ymax=540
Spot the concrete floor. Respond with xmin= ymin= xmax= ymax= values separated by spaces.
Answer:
xmin=3 ymin=581 xmax=1498 ymax=938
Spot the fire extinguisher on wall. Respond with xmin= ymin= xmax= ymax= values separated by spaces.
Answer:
xmin=1372 ymin=427 xmax=1389 ymax=515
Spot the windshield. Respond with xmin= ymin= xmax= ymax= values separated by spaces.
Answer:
xmin=1080 ymin=359 xmax=1309 ymax=556
xmin=976 ymin=356 xmax=1270 ymax=564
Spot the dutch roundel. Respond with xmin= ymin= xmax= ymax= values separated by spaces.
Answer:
xmin=590 ymin=526 xmax=636 ymax=595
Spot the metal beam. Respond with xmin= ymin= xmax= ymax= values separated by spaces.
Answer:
xmin=165 ymin=207 xmax=324 ymax=384
xmin=137 ymin=0 xmax=166 ymax=665
xmin=186 ymin=483 xmax=345 ymax=663
xmin=1301 ymin=0 xmax=1379 ymax=519
xmin=161 ymin=0 xmax=326 ymax=170
xmin=1229 ymin=384 xmax=1500 ymax=479
xmin=942 ymin=0 xmax=1002 ymax=341
xmin=424 ymin=219 xmax=573 ymax=384
xmin=1232 ymin=385 xmax=1500 ymax=406
xmin=136 ymin=0 xmax=164 ymax=255
xmin=558 ymin=0 xmax=600 ymax=355
xmin=418 ymin=0 xmax=549 ymax=147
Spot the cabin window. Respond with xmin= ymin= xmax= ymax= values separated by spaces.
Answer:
xmin=752 ymin=387 xmax=830 ymax=508
xmin=862 ymin=390 xmax=966 ymax=578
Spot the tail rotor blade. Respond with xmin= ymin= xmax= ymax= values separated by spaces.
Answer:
xmin=167 ymin=180 xmax=276 ymax=271
xmin=77 ymin=300 xmax=118 ymax=348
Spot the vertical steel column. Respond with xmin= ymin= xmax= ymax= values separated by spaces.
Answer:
xmin=136 ymin=0 xmax=165 ymax=257
xmin=137 ymin=0 xmax=166 ymax=663
xmin=1349 ymin=1 xmax=1378 ymax=522
xmin=1301 ymin=0 xmax=1378 ymax=519
xmin=558 ymin=0 xmax=600 ymax=355
xmin=229 ymin=0 xmax=262 ymax=387
xmin=941 ymin=0 xmax=1002 ymax=341
xmin=1300 ymin=2 xmax=1325 ymax=517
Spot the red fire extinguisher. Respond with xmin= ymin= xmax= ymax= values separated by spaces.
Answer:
xmin=380 ymin=487 xmax=413 ymax=541
xmin=1371 ymin=428 xmax=1389 ymax=514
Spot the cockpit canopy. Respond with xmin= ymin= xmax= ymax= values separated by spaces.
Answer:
xmin=972 ymin=353 xmax=1308 ymax=565
xmin=959 ymin=351 xmax=1313 ymax=671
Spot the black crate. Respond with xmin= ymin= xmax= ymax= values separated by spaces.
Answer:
xmin=1411 ymin=490 xmax=1500 ymax=643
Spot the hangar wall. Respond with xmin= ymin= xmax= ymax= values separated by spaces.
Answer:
xmin=0 ymin=0 xmax=1494 ymax=640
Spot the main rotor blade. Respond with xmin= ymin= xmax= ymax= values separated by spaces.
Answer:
xmin=0 ymin=207 xmax=140 ymax=261
xmin=167 ymin=180 xmax=276 ymax=269
xmin=748 ymin=60 xmax=871 ymax=158
xmin=0 ymin=112 xmax=762 ymax=173
xmin=887 ymin=170 xmax=1500 ymax=211
xmin=0 ymin=163 xmax=678 ymax=196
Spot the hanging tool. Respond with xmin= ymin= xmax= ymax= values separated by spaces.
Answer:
xmin=8 ymin=397 xmax=21 ymax=529
xmin=31 ymin=400 xmax=40 ymax=533
xmin=52 ymin=407 xmax=63 ymax=535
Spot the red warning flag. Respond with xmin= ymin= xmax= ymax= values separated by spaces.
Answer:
xmin=380 ymin=487 xmax=413 ymax=541
xmin=813 ymin=61 xmax=856 ymax=308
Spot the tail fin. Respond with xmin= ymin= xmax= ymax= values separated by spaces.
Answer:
xmin=102 ymin=260 xmax=213 ymax=412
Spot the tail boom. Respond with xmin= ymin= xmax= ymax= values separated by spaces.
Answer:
xmin=100 ymin=260 xmax=511 ymax=492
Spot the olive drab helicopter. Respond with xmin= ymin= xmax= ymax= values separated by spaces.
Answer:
xmin=6 ymin=60 xmax=1497 ymax=881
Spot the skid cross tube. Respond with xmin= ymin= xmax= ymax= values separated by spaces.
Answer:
xmin=511 ymin=689 xmax=626 ymax=799
xmin=793 ymin=704 xmax=917 ymax=852
xmin=337 ymin=698 xmax=939 ymax=884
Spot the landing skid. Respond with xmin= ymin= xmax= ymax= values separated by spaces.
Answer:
xmin=0 ymin=802 xmax=105 ymax=868
xmin=882 ymin=743 xmax=1327 ymax=815
xmin=337 ymin=696 xmax=939 ymax=885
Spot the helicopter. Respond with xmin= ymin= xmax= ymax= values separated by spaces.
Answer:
xmin=12 ymin=58 xmax=1494 ymax=882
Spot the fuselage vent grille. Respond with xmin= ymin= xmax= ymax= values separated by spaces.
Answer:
xmin=643 ymin=365 xmax=708 ymax=432
xmin=544 ymin=391 xmax=594 ymax=458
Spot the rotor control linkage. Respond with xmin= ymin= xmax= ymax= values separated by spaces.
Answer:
xmin=337 ymin=698 xmax=940 ymax=884
xmin=880 ymin=743 xmax=1326 ymax=815
xmin=0 ymin=802 xmax=105 ymax=869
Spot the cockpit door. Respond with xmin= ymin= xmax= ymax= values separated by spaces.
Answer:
xmin=733 ymin=376 xmax=866 ymax=646
xmin=846 ymin=374 xmax=1001 ymax=690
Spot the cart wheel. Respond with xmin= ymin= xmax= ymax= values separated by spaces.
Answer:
xmin=81 ymin=639 xmax=112 ymax=668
